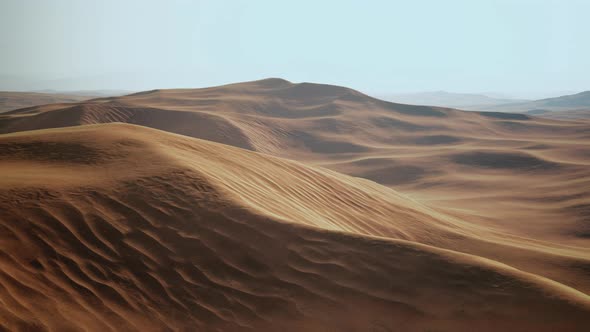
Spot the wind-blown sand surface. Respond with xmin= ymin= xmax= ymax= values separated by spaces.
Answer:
xmin=3 ymin=78 xmax=590 ymax=246
xmin=1 ymin=123 xmax=589 ymax=331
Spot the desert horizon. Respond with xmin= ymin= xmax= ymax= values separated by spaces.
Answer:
xmin=1 ymin=1 xmax=589 ymax=331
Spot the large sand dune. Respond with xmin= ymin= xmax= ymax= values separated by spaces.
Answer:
xmin=1 ymin=123 xmax=589 ymax=331
xmin=3 ymin=78 xmax=590 ymax=246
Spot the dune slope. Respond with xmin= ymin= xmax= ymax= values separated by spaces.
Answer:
xmin=0 ymin=123 xmax=589 ymax=331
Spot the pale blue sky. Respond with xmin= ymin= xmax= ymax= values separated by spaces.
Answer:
xmin=0 ymin=0 xmax=588 ymax=97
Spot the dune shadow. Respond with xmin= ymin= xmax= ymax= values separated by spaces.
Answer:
xmin=450 ymin=151 xmax=560 ymax=171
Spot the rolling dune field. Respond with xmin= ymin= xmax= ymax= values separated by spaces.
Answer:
xmin=0 ymin=124 xmax=589 ymax=331
xmin=1 ymin=80 xmax=590 ymax=331
xmin=3 ymin=79 xmax=589 ymax=245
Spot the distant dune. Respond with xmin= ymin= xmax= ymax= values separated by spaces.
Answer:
xmin=1 ymin=123 xmax=589 ymax=331
xmin=3 ymin=78 xmax=590 ymax=248
xmin=31 ymin=89 xmax=133 ymax=97
xmin=0 ymin=91 xmax=98 ymax=113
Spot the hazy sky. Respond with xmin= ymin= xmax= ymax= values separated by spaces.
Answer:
xmin=1 ymin=0 xmax=588 ymax=97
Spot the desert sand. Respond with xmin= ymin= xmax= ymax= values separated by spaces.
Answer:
xmin=1 ymin=79 xmax=590 ymax=331
xmin=0 ymin=91 xmax=98 ymax=113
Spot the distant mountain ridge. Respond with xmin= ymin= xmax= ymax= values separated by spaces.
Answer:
xmin=377 ymin=91 xmax=528 ymax=108
xmin=481 ymin=90 xmax=590 ymax=117
xmin=379 ymin=90 xmax=590 ymax=119
xmin=529 ymin=90 xmax=590 ymax=108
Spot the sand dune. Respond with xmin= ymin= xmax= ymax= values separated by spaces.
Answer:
xmin=3 ymin=78 xmax=590 ymax=247
xmin=1 ymin=123 xmax=589 ymax=331
xmin=0 ymin=91 xmax=98 ymax=113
